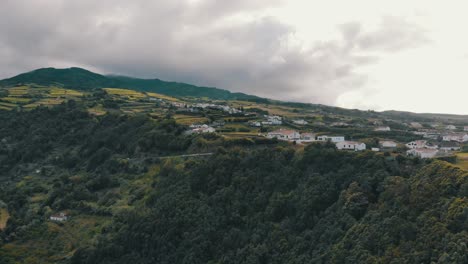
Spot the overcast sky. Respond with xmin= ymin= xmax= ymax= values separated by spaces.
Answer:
xmin=1 ymin=0 xmax=468 ymax=114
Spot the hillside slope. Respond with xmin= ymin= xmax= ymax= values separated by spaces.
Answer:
xmin=0 ymin=104 xmax=466 ymax=263
xmin=0 ymin=67 xmax=261 ymax=101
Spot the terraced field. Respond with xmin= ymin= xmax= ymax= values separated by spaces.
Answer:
xmin=0 ymin=208 xmax=9 ymax=230
xmin=455 ymin=152 xmax=468 ymax=170
xmin=103 ymin=88 xmax=146 ymax=100
xmin=173 ymin=114 xmax=210 ymax=125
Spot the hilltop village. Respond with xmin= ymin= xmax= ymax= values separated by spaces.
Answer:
xmin=2 ymin=85 xmax=468 ymax=161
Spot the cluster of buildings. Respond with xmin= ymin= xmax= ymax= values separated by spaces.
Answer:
xmin=266 ymin=129 xmax=369 ymax=151
xmin=405 ymin=139 xmax=459 ymax=158
xmin=262 ymin=115 xmax=283 ymax=125
xmin=172 ymin=102 xmax=243 ymax=115
xmin=181 ymin=105 xmax=468 ymax=159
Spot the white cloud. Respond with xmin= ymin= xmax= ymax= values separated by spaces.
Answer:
xmin=2 ymin=0 xmax=468 ymax=113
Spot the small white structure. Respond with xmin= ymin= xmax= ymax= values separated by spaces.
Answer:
xmin=423 ymin=132 xmax=440 ymax=140
xmin=439 ymin=142 xmax=461 ymax=151
xmin=464 ymin=126 xmax=468 ymax=132
xmin=336 ymin=141 xmax=366 ymax=151
xmin=293 ymin=119 xmax=308 ymax=125
xmin=371 ymin=147 xmax=380 ymax=152
xmin=267 ymin=129 xmax=300 ymax=141
xmin=406 ymin=140 xmax=427 ymax=149
xmin=406 ymin=148 xmax=438 ymax=159
xmin=264 ymin=115 xmax=282 ymax=125
xmin=316 ymin=135 xmax=345 ymax=143
xmin=249 ymin=121 xmax=262 ymax=127
xmin=330 ymin=122 xmax=349 ymax=127
xmin=375 ymin=126 xmax=391 ymax=132
xmin=50 ymin=212 xmax=68 ymax=222
xmin=190 ymin=124 xmax=215 ymax=134
xmin=380 ymin=140 xmax=397 ymax=148
xmin=446 ymin=125 xmax=457 ymax=130
xmin=442 ymin=134 xmax=468 ymax=143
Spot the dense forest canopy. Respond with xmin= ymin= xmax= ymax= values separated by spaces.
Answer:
xmin=0 ymin=103 xmax=466 ymax=263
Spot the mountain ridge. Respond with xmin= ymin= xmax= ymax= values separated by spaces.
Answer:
xmin=0 ymin=67 xmax=263 ymax=101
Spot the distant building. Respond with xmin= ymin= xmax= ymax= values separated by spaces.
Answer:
xmin=375 ymin=126 xmax=391 ymax=132
xmin=446 ymin=125 xmax=457 ymax=130
xmin=464 ymin=126 xmax=468 ymax=131
xmin=331 ymin=122 xmax=349 ymax=127
xmin=336 ymin=141 xmax=366 ymax=151
xmin=267 ymin=129 xmax=300 ymax=141
xmin=190 ymin=124 xmax=215 ymax=134
xmin=439 ymin=141 xmax=461 ymax=151
xmin=211 ymin=120 xmax=225 ymax=127
xmin=371 ymin=147 xmax=380 ymax=152
xmin=442 ymin=133 xmax=468 ymax=142
xmin=50 ymin=212 xmax=68 ymax=222
xmin=406 ymin=148 xmax=438 ymax=159
xmin=264 ymin=115 xmax=282 ymax=125
xmin=380 ymin=140 xmax=397 ymax=148
xmin=406 ymin=140 xmax=427 ymax=149
xmin=316 ymin=135 xmax=345 ymax=143
xmin=423 ymin=132 xmax=441 ymax=140
xmin=249 ymin=121 xmax=262 ymax=127
xmin=293 ymin=119 xmax=308 ymax=125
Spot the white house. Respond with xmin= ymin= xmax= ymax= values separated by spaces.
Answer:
xmin=423 ymin=132 xmax=440 ymax=140
xmin=249 ymin=121 xmax=262 ymax=127
xmin=316 ymin=135 xmax=345 ymax=143
xmin=406 ymin=140 xmax=427 ymax=149
xmin=406 ymin=148 xmax=438 ymax=159
xmin=380 ymin=140 xmax=397 ymax=148
xmin=336 ymin=141 xmax=366 ymax=151
xmin=446 ymin=125 xmax=457 ymax=130
xmin=375 ymin=126 xmax=391 ymax=132
xmin=264 ymin=115 xmax=282 ymax=125
xmin=442 ymin=133 xmax=468 ymax=142
xmin=190 ymin=124 xmax=215 ymax=134
xmin=50 ymin=212 xmax=68 ymax=222
xmin=267 ymin=129 xmax=300 ymax=141
xmin=371 ymin=147 xmax=380 ymax=152
xmin=293 ymin=119 xmax=308 ymax=125
xmin=331 ymin=122 xmax=349 ymax=127
xmin=439 ymin=141 xmax=461 ymax=151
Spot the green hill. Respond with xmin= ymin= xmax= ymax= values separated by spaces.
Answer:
xmin=0 ymin=67 xmax=262 ymax=101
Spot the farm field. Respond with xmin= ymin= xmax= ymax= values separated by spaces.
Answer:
xmin=455 ymin=152 xmax=468 ymax=171
xmin=0 ymin=208 xmax=9 ymax=230
xmin=147 ymin=92 xmax=181 ymax=102
xmin=0 ymin=215 xmax=110 ymax=263
xmin=173 ymin=114 xmax=210 ymax=125
xmin=103 ymin=88 xmax=146 ymax=99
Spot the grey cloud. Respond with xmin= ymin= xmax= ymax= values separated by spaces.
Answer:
xmin=0 ymin=1 xmax=429 ymax=105
xmin=340 ymin=16 xmax=429 ymax=53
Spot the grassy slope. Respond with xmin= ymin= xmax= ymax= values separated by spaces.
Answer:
xmin=0 ymin=208 xmax=9 ymax=230
xmin=0 ymin=67 xmax=261 ymax=101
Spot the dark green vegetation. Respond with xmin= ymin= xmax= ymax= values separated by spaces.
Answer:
xmin=0 ymin=68 xmax=467 ymax=263
xmin=0 ymin=68 xmax=261 ymax=101
xmin=0 ymin=103 xmax=466 ymax=263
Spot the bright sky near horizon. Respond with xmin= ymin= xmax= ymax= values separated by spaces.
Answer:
xmin=1 ymin=0 xmax=468 ymax=114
